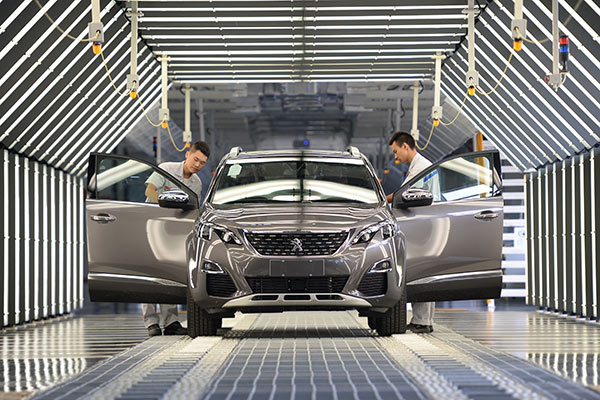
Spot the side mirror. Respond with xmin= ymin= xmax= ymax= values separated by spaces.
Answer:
xmin=158 ymin=189 xmax=197 ymax=210
xmin=392 ymin=188 xmax=433 ymax=209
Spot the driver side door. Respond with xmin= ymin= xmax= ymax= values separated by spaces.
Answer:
xmin=392 ymin=151 xmax=504 ymax=302
xmin=86 ymin=154 xmax=198 ymax=304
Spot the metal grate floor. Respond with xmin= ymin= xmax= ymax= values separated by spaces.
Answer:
xmin=0 ymin=314 xmax=147 ymax=395
xmin=4 ymin=307 xmax=600 ymax=399
xmin=201 ymin=313 xmax=426 ymax=400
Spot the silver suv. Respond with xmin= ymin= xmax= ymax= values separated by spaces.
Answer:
xmin=86 ymin=147 xmax=503 ymax=337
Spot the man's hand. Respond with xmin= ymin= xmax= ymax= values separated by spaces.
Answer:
xmin=386 ymin=193 xmax=394 ymax=203
xmin=145 ymin=183 xmax=159 ymax=203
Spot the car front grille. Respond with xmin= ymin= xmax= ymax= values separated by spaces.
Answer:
xmin=357 ymin=273 xmax=387 ymax=296
xmin=207 ymin=274 xmax=237 ymax=297
xmin=245 ymin=232 xmax=348 ymax=256
xmin=246 ymin=276 xmax=348 ymax=294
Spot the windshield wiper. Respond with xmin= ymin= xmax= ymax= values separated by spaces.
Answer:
xmin=308 ymin=198 xmax=363 ymax=203
xmin=226 ymin=197 xmax=280 ymax=204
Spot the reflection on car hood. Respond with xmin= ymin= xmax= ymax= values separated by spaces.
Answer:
xmin=201 ymin=204 xmax=390 ymax=232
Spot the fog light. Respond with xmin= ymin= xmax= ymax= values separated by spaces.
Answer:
xmin=201 ymin=261 xmax=225 ymax=274
xmin=369 ymin=260 xmax=392 ymax=273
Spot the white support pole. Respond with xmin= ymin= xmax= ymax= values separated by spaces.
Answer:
xmin=91 ymin=0 xmax=100 ymax=24
xmin=511 ymin=0 xmax=527 ymax=42
xmin=183 ymin=84 xmax=192 ymax=143
xmin=464 ymin=0 xmax=479 ymax=90
xmin=431 ymin=52 xmax=445 ymax=121
xmin=552 ymin=0 xmax=560 ymax=76
xmin=158 ymin=55 xmax=170 ymax=123
xmin=468 ymin=0 xmax=475 ymax=73
xmin=546 ymin=0 xmax=562 ymax=88
xmin=88 ymin=0 xmax=104 ymax=45
xmin=156 ymin=125 xmax=161 ymax=164
xmin=161 ymin=56 xmax=168 ymax=110
xmin=395 ymin=98 xmax=401 ymax=131
xmin=198 ymin=97 xmax=205 ymax=142
xmin=410 ymin=80 xmax=420 ymax=141
xmin=515 ymin=0 xmax=523 ymax=19
xmin=127 ymin=1 xmax=139 ymax=94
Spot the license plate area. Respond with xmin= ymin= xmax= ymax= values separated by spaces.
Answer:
xmin=269 ymin=259 xmax=325 ymax=277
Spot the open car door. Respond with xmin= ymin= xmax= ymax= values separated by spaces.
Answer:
xmin=86 ymin=153 xmax=198 ymax=304
xmin=391 ymin=151 xmax=504 ymax=302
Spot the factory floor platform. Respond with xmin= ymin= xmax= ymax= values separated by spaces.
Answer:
xmin=3 ymin=300 xmax=600 ymax=399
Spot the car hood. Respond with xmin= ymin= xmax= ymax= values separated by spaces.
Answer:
xmin=201 ymin=203 xmax=391 ymax=232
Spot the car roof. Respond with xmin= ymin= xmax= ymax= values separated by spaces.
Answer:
xmin=230 ymin=149 xmax=362 ymax=161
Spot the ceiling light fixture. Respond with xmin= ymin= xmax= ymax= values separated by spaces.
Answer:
xmin=158 ymin=54 xmax=170 ymax=129
xmin=463 ymin=0 xmax=479 ymax=96
xmin=89 ymin=0 xmax=104 ymax=54
xmin=431 ymin=51 xmax=445 ymax=126
xmin=511 ymin=0 xmax=527 ymax=51
xmin=127 ymin=0 xmax=140 ymax=98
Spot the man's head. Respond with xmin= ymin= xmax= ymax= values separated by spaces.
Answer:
xmin=388 ymin=131 xmax=417 ymax=164
xmin=184 ymin=141 xmax=210 ymax=175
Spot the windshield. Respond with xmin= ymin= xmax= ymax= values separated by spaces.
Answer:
xmin=211 ymin=159 xmax=380 ymax=205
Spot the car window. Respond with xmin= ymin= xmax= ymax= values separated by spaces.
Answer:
xmin=408 ymin=154 xmax=495 ymax=202
xmin=95 ymin=157 xmax=185 ymax=203
xmin=212 ymin=160 xmax=380 ymax=205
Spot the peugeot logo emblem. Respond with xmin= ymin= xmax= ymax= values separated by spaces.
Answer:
xmin=290 ymin=238 xmax=303 ymax=253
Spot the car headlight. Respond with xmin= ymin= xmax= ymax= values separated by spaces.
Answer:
xmin=195 ymin=222 xmax=242 ymax=245
xmin=351 ymin=221 xmax=396 ymax=245
xmin=215 ymin=227 xmax=242 ymax=245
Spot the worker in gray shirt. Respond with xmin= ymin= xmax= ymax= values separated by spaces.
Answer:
xmin=387 ymin=131 xmax=437 ymax=334
xmin=143 ymin=141 xmax=210 ymax=337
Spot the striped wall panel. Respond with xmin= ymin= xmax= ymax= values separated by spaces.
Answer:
xmin=526 ymin=146 xmax=600 ymax=318
xmin=1 ymin=150 xmax=85 ymax=327
xmin=482 ymin=141 xmax=526 ymax=298
xmin=0 ymin=0 xmax=163 ymax=177
xmin=500 ymin=158 xmax=526 ymax=298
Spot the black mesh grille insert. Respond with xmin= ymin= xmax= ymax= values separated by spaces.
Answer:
xmin=357 ymin=273 xmax=387 ymax=297
xmin=246 ymin=276 xmax=348 ymax=294
xmin=207 ymin=274 xmax=237 ymax=297
xmin=245 ymin=232 xmax=347 ymax=256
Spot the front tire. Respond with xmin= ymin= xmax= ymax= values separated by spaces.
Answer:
xmin=187 ymin=287 xmax=220 ymax=337
xmin=375 ymin=287 xmax=407 ymax=336
xmin=368 ymin=317 xmax=377 ymax=330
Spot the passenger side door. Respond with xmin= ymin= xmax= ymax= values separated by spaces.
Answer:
xmin=86 ymin=154 xmax=198 ymax=304
xmin=392 ymin=151 xmax=504 ymax=302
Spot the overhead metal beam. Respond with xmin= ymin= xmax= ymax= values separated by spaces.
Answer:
xmin=183 ymin=83 xmax=192 ymax=143
xmin=410 ymin=80 xmax=420 ymax=141
xmin=158 ymin=54 xmax=170 ymax=124
xmin=464 ymin=0 xmax=479 ymax=94
xmin=127 ymin=0 xmax=139 ymax=95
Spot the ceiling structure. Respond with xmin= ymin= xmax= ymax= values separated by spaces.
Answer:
xmin=0 ymin=0 xmax=598 ymax=176
xmin=118 ymin=0 xmax=479 ymax=166
xmin=128 ymin=0 xmax=467 ymax=84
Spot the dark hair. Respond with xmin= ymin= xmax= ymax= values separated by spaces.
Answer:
xmin=190 ymin=141 xmax=210 ymax=158
xmin=388 ymin=131 xmax=416 ymax=149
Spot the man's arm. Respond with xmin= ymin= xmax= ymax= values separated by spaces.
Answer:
xmin=145 ymin=170 xmax=166 ymax=203
xmin=145 ymin=183 xmax=159 ymax=203
xmin=386 ymin=193 xmax=394 ymax=203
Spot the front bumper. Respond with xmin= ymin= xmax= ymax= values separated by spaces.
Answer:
xmin=222 ymin=293 xmax=372 ymax=308
xmin=188 ymin=234 xmax=405 ymax=313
